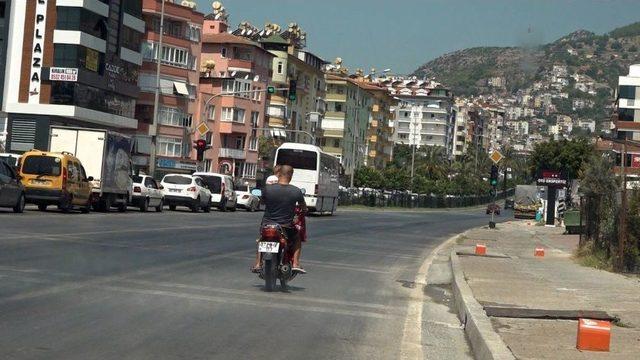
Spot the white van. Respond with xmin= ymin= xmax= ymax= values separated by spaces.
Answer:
xmin=192 ymin=172 xmax=237 ymax=212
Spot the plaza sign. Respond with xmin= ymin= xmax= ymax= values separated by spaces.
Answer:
xmin=29 ymin=0 xmax=48 ymax=104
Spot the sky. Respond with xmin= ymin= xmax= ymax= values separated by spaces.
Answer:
xmin=195 ymin=0 xmax=640 ymax=74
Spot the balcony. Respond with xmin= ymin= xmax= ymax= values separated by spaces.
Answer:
xmin=219 ymin=148 xmax=246 ymax=160
xmin=227 ymin=58 xmax=254 ymax=71
xmin=325 ymin=111 xmax=345 ymax=119
xmin=326 ymin=93 xmax=347 ymax=102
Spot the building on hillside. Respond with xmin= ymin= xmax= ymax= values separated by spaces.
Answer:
xmin=467 ymin=108 xmax=486 ymax=154
xmin=350 ymin=73 xmax=395 ymax=169
xmin=197 ymin=4 xmax=272 ymax=185
xmin=321 ymin=69 xmax=372 ymax=176
xmin=3 ymin=0 xmax=144 ymax=152
xmin=615 ymin=64 xmax=640 ymax=142
xmin=377 ymin=77 xmax=455 ymax=159
xmin=451 ymin=102 xmax=468 ymax=160
xmin=233 ymin=22 xmax=327 ymax=145
xmin=135 ymin=0 xmax=203 ymax=177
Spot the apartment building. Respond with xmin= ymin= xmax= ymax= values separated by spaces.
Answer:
xmin=0 ymin=0 xmax=9 ymax=148
xmin=616 ymin=64 xmax=640 ymax=141
xmin=198 ymin=5 xmax=272 ymax=185
xmin=350 ymin=74 xmax=395 ymax=169
xmin=378 ymin=77 xmax=455 ymax=159
xmin=233 ymin=22 xmax=327 ymax=145
xmin=3 ymin=0 xmax=144 ymax=152
xmin=451 ymin=102 xmax=468 ymax=160
xmin=135 ymin=0 xmax=204 ymax=176
xmin=322 ymin=72 xmax=372 ymax=175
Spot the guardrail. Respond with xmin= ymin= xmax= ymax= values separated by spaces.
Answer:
xmin=338 ymin=188 xmax=515 ymax=208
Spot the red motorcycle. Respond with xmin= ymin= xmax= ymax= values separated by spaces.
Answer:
xmin=257 ymin=206 xmax=306 ymax=291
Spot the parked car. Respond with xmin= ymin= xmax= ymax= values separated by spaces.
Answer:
xmin=235 ymin=185 xmax=260 ymax=212
xmin=130 ymin=175 xmax=164 ymax=212
xmin=160 ymin=174 xmax=211 ymax=212
xmin=18 ymin=150 xmax=93 ymax=213
xmin=486 ymin=203 xmax=501 ymax=215
xmin=0 ymin=153 xmax=21 ymax=169
xmin=192 ymin=172 xmax=237 ymax=212
xmin=0 ymin=160 xmax=26 ymax=213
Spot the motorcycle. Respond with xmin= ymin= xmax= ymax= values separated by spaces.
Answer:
xmin=257 ymin=205 xmax=306 ymax=292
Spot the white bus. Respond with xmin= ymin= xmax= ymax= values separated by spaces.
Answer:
xmin=274 ymin=143 xmax=341 ymax=215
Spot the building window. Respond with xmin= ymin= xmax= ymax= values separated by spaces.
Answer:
xmin=277 ymin=61 xmax=284 ymax=74
xmin=243 ymin=163 xmax=257 ymax=179
xmin=249 ymin=136 xmax=258 ymax=151
xmin=335 ymin=104 xmax=342 ymax=112
xmin=157 ymin=136 xmax=183 ymax=157
xmin=236 ymin=136 xmax=245 ymax=150
xmin=187 ymin=24 xmax=201 ymax=42
xmin=221 ymin=108 xmax=245 ymax=123
xmin=619 ymin=85 xmax=637 ymax=99
xmin=122 ymin=27 xmax=142 ymax=52
xmin=142 ymin=42 xmax=190 ymax=69
xmin=54 ymin=44 xmax=104 ymax=73
xmin=221 ymin=47 xmax=227 ymax=58
xmin=333 ymin=139 xmax=340 ymax=148
xmin=56 ymin=7 xmax=107 ymax=40
xmin=206 ymin=105 xmax=215 ymax=120
xmin=122 ymin=0 xmax=143 ymax=18
xmin=250 ymin=111 xmax=260 ymax=127
xmin=619 ymin=108 xmax=636 ymax=122
xmin=158 ymin=106 xmax=191 ymax=127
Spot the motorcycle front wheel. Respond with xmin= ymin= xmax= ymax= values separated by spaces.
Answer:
xmin=263 ymin=259 xmax=277 ymax=292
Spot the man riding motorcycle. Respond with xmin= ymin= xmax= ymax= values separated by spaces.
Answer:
xmin=251 ymin=165 xmax=307 ymax=274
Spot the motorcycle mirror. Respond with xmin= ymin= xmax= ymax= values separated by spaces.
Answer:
xmin=300 ymin=188 xmax=306 ymax=195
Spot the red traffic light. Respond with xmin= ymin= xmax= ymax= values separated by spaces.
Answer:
xmin=194 ymin=139 xmax=207 ymax=150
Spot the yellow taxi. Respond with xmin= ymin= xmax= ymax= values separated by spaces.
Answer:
xmin=18 ymin=150 xmax=93 ymax=213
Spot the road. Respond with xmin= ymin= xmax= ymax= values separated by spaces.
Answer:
xmin=0 ymin=206 xmax=505 ymax=359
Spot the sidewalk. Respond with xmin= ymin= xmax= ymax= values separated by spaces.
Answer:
xmin=455 ymin=221 xmax=640 ymax=359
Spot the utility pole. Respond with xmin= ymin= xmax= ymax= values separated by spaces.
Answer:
xmin=617 ymin=141 xmax=628 ymax=272
xmin=148 ymin=0 xmax=166 ymax=177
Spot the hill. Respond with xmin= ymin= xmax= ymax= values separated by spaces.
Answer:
xmin=412 ymin=22 xmax=640 ymax=97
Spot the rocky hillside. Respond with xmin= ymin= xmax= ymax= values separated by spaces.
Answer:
xmin=412 ymin=22 xmax=640 ymax=96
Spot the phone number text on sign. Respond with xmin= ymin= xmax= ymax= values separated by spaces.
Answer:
xmin=49 ymin=68 xmax=78 ymax=82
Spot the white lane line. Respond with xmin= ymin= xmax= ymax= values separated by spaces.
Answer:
xmin=227 ymin=254 xmax=392 ymax=274
xmin=399 ymin=233 xmax=461 ymax=360
xmin=100 ymin=284 xmax=396 ymax=320
xmin=121 ymin=278 xmax=403 ymax=314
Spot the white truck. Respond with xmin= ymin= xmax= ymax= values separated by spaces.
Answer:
xmin=49 ymin=126 xmax=133 ymax=212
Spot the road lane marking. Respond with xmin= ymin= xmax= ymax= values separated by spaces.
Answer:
xmin=100 ymin=284 xmax=397 ymax=320
xmin=120 ymin=278 xmax=403 ymax=313
xmin=399 ymin=232 xmax=462 ymax=360
xmin=227 ymin=255 xmax=392 ymax=274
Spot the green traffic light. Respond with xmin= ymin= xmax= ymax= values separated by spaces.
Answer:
xmin=267 ymin=86 xmax=275 ymax=94
xmin=491 ymin=180 xmax=498 ymax=186
xmin=289 ymin=94 xmax=296 ymax=101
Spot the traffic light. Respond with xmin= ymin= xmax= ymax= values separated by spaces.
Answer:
xmin=490 ymin=165 xmax=499 ymax=187
xmin=288 ymin=80 xmax=297 ymax=101
xmin=194 ymin=139 xmax=210 ymax=162
xmin=267 ymin=86 xmax=275 ymax=94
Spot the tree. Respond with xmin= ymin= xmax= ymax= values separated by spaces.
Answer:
xmin=529 ymin=138 xmax=594 ymax=179
xmin=354 ymin=167 xmax=384 ymax=189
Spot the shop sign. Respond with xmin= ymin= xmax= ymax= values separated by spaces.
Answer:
xmin=536 ymin=169 xmax=567 ymax=188
xmin=29 ymin=0 xmax=48 ymax=104
xmin=49 ymin=67 xmax=78 ymax=82
xmin=157 ymin=159 xmax=197 ymax=171
xmin=86 ymin=49 xmax=99 ymax=72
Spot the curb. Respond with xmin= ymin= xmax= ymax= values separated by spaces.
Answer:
xmin=450 ymin=248 xmax=516 ymax=360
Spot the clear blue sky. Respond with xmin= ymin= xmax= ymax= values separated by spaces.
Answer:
xmin=195 ymin=0 xmax=640 ymax=74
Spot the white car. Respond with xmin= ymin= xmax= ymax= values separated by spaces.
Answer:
xmin=160 ymin=174 xmax=212 ymax=213
xmin=192 ymin=172 xmax=237 ymax=212
xmin=130 ymin=175 xmax=164 ymax=212
xmin=235 ymin=185 xmax=260 ymax=212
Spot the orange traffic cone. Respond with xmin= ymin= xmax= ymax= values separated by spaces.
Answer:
xmin=576 ymin=318 xmax=611 ymax=352
xmin=535 ymin=247 xmax=545 ymax=257
xmin=475 ymin=244 xmax=487 ymax=256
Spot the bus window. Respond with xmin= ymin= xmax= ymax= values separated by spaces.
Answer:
xmin=276 ymin=149 xmax=318 ymax=170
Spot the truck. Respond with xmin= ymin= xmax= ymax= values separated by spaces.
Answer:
xmin=49 ymin=126 xmax=133 ymax=212
xmin=514 ymin=184 xmax=541 ymax=219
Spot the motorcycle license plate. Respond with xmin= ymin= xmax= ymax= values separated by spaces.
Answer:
xmin=258 ymin=242 xmax=280 ymax=253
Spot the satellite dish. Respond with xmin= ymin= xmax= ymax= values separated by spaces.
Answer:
xmin=231 ymin=71 xmax=237 ymax=77
xmin=383 ymin=69 xmax=391 ymax=73
xmin=253 ymin=75 xmax=260 ymax=82
xmin=213 ymin=1 xmax=222 ymax=10
xmin=244 ymin=74 xmax=249 ymax=80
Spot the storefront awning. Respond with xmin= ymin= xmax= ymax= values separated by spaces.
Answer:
xmin=173 ymin=82 xmax=189 ymax=96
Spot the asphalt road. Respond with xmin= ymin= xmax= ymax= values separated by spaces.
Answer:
xmin=0 ymin=205 xmax=506 ymax=359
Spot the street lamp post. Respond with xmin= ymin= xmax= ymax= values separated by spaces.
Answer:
xmin=149 ymin=0 xmax=166 ymax=177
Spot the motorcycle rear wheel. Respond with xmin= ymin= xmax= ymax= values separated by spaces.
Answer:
xmin=263 ymin=259 xmax=277 ymax=292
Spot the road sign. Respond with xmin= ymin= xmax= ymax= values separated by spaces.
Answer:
xmin=536 ymin=169 xmax=567 ymax=188
xmin=490 ymin=150 xmax=504 ymax=164
xmin=196 ymin=122 xmax=210 ymax=137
